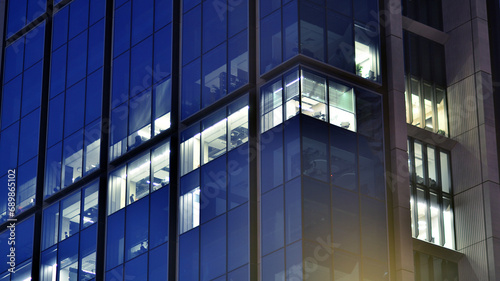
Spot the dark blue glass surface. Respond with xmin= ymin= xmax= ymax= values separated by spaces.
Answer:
xmin=228 ymin=265 xmax=249 ymax=281
xmin=182 ymin=6 xmax=201 ymax=65
xmin=302 ymin=117 xmax=329 ymax=182
xmin=155 ymin=0 xmax=172 ymax=30
xmin=300 ymin=1 xmax=325 ymax=61
xmin=261 ymin=186 xmax=284 ymax=255
xmin=331 ymin=125 xmax=358 ymax=191
xmin=203 ymin=2 xmax=227 ymax=53
xmin=111 ymin=52 xmax=130 ymax=108
xmin=228 ymin=30 xmax=249 ymax=92
xmin=67 ymin=31 xmax=88 ymax=87
xmin=180 ymin=169 xmax=200 ymax=195
xmin=262 ymin=249 xmax=285 ymax=280
xmin=18 ymin=109 xmax=40 ymax=165
xmin=52 ymin=8 xmax=69 ymax=51
xmin=49 ymin=46 xmax=67 ymax=97
xmin=15 ymin=216 xmax=34 ymax=264
xmin=124 ymin=253 xmax=148 ymax=280
xmin=201 ymin=156 xmax=226 ymax=223
xmin=0 ymin=123 xmax=19 ymax=174
xmin=21 ymin=61 xmax=43 ymax=117
xmin=90 ymin=0 xmax=106 ymax=25
xmin=361 ymin=196 xmax=388 ymax=262
xmin=228 ymin=0 xmax=247 ymax=37
xmin=132 ymin=0 xmax=154 ymax=45
xmin=303 ymin=177 xmax=331 ymax=241
xmin=110 ymin=104 xmax=128 ymax=148
xmin=69 ymin=0 xmax=89 ymax=40
xmin=45 ymin=143 xmax=62 ymax=197
xmin=284 ymin=118 xmax=300 ymax=181
xmin=332 ymin=187 xmax=360 ymax=253
xmin=106 ymin=209 xmax=125 ymax=270
xmin=179 ymin=228 xmax=199 ymax=281
xmin=354 ymin=0 xmax=378 ymax=24
xmin=47 ymin=94 xmax=64 ymax=147
xmin=260 ymin=0 xmax=281 ymax=18
xmin=6 ymin=0 xmax=27 ymax=36
xmin=181 ymin=59 xmax=201 ymax=119
xmin=283 ymin=0 xmax=298 ymax=61
xmin=260 ymin=126 xmax=283 ymax=193
xmin=228 ymin=204 xmax=249 ymax=271
xmin=130 ymin=37 xmax=153 ymax=96
xmin=80 ymin=225 xmax=97 ymax=280
xmin=129 ymin=90 xmax=152 ymax=134
xmin=125 ymin=197 xmax=149 ymax=261
xmin=62 ymin=130 xmax=83 ymax=187
xmin=260 ymin=10 xmax=281 ymax=74
xmin=327 ymin=11 xmax=354 ymax=73
xmin=106 ymin=265 xmax=123 ymax=281
xmin=228 ymin=145 xmax=249 ymax=209
xmin=64 ymin=80 xmax=86 ymax=137
xmin=88 ymin=20 xmax=105 ymax=73
xmin=183 ymin=0 xmax=201 ymax=13
xmin=154 ymin=78 xmax=172 ymax=121
xmin=24 ymin=23 xmax=45 ymax=69
xmin=4 ymin=38 xmax=24 ymax=83
xmin=327 ymin=0 xmax=352 ymax=16
xmin=285 ymin=177 xmax=301 ymax=244
xmin=201 ymin=215 xmax=226 ymax=281
xmin=150 ymin=187 xmax=169 ymax=248
xmin=86 ymin=69 xmax=103 ymax=124
xmin=1 ymin=76 xmax=22 ymax=130
xmin=358 ymin=135 xmax=384 ymax=200
xmin=154 ymin=25 xmax=172 ymax=82
xmin=113 ymin=2 xmax=132 ymax=57
xmin=149 ymin=243 xmax=169 ymax=281
xmin=17 ymin=158 xmax=37 ymax=213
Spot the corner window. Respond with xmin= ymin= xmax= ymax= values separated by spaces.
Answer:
xmin=408 ymin=138 xmax=454 ymax=249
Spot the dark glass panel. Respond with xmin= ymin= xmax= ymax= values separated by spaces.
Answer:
xmin=261 ymin=186 xmax=284 ymax=255
xmin=285 ymin=177 xmax=301 ymax=244
xmin=130 ymin=37 xmax=153 ymax=97
xmin=67 ymin=31 xmax=88 ymax=87
xmin=179 ymin=229 xmax=200 ymax=281
xmin=228 ymin=265 xmax=248 ymax=281
xmin=0 ymin=123 xmax=19 ymax=174
xmin=260 ymin=0 xmax=281 ymax=18
xmin=155 ymin=0 xmax=172 ymax=30
xmin=285 ymin=241 xmax=302 ymax=280
xmin=260 ymin=126 xmax=283 ymax=193
xmin=358 ymin=135 xmax=385 ymax=200
xmin=128 ymin=90 xmax=152 ymax=138
xmin=4 ymin=38 xmax=24 ymax=83
xmin=131 ymin=0 xmax=154 ymax=45
xmin=125 ymin=197 xmax=149 ymax=261
xmin=228 ymin=204 xmax=249 ymax=271
xmin=47 ymin=94 xmax=64 ymax=147
xmin=6 ymin=0 xmax=27 ymax=36
xmin=262 ymin=249 xmax=285 ymax=281
xmin=303 ymin=177 xmax=331 ymax=241
xmin=64 ymin=80 xmax=86 ymax=137
xmin=202 ymin=43 xmax=227 ymax=108
xmin=150 ymin=187 xmax=169 ymax=248
xmin=228 ymin=145 xmax=249 ymax=209
xmin=24 ymin=22 xmax=45 ymax=69
xmin=90 ymin=0 xmax=106 ymax=25
xmin=283 ymin=0 xmax=298 ymax=61
xmin=228 ymin=0 xmax=247 ymax=37
xmin=50 ymin=46 xmax=67 ymax=98
xmin=283 ymin=117 xmax=300 ymax=181
xmin=88 ymin=20 xmax=105 ymax=74
xmin=106 ymin=265 xmax=123 ymax=281
xmin=361 ymin=196 xmax=388 ymax=262
xmin=327 ymin=0 xmax=352 ymax=15
xmin=154 ymin=25 xmax=172 ymax=82
xmin=52 ymin=8 xmax=69 ymax=51
xmin=203 ymin=1 xmax=227 ymax=53
xmin=181 ymin=59 xmax=201 ymax=119
xmin=334 ymin=250 xmax=359 ymax=280
xmin=353 ymin=0 xmax=378 ymax=24
xmin=362 ymin=258 xmax=389 ymax=281
xmin=332 ymin=187 xmax=360 ymax=253
xmin=16 ymin=216 xmax=34 ymax=263
xmin=85 ymin=69 xmax=103 ymax=124
xmin=106 ymin=209 xmax=125 ymax=270
xmin=69 ymin=0 xmax=89 ymax=40
xmin=183 ymin=0 xmax=201 ymax=13
xmin=42 ymin=203 xmax=59 ymax=250
xmin=124 ymin=253 xmax=148 ymax=281
xmin=300 ymin=1 xmax=325 ymax=61
xmin=17 ymin=158 xmax=37 ymax=213
xmin=182 ymin=5 xmax=202 ymax=65
xmin=1 ymin=76 xmax=22 ymax=130
xmin=327 ymin=11 xmax=354 ymax=72
xmin=21 ymin=61 xmax=43 ymax=117
xmin=113 ymin=2 xmax=131 ymax=57
xmin=228 ymin=30 xmax=249 ymax=92
xmin=302 ymin=117 xmax=329 ymax=182
xmin=200 ymin=155 xmax=226 ymax=223
xmin=303 ymin=240 xmax=332 ymax=280
xmin=260 ymin=10 xmax=281 ymax=74
xmin=80 ymin=224 xmax=97 ymax=280
xmin=18 ymin=109 xmax=40 ymax=165
xmin=111 ymin=52 xmax=130 ymax=108
xmin=149 ymin=243 xmax=169 ymax=281
xmin=83 ymin=120 xmax=101 ymax=175
xmin=331 ymin=125 xmax=357 ymax=191
xmin=201 ymin=215 xmax=226 ymax=281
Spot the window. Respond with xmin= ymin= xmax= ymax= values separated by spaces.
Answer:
xmin=108 ymin=139 xmax=170 ymax=215
xmin=260 ymin=67 xmax=357 ymax=133
xmin=408 ymin=138 xmax=454 ymax=249
xmin=402 ymin=0 xmax=443 ymax=30
xmin=414 ymin=252 xmax=458 ymax=281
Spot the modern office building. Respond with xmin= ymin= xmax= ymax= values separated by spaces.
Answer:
xmin=0 ymin=0 xmax=499 ymax=280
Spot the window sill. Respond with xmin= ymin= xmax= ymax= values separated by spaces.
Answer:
xmin=407 ymin=124 xmax=457 ymax=151
xmin=413 ymin=238 xmax=463 ymax=263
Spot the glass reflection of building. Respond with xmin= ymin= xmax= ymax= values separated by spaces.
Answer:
xmin=1 ymin=0 xmax=500 ymax=280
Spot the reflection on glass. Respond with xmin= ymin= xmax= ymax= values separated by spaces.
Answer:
xmin=82 ymin=182 xmax=98 ymax=228
xmin=436 ymin=87 xmax=447 ymax=136
xmin=414 ymin=142 xmax=424 ymax=184
xmin=285 ymin=70 xmax=300 ymax=120
xmin=333 ymin=251 xmax=359 ymax=281
xmin=60 ymin=192 xmax=80 ymax=241
xmin=261 ymin=80 xmax=283 ymax=132
xmin=154 ymin=78 xmax=172 ymax=136
xmin=329 ymin=80 xmax=355 ymax=132
xmin=42 ymin=203 xmax=59 ymax=250
xmin=301 ymin=70 xmax=327 ymax=121
xmin=440 ymin=152 xmax=451 ymax=193
xmin=180 ymin=133 xmax=201 ymax=176
xmin=411 ymin=78 xmax=421 ymax=127
xmin=424 ymin=83 xmax=434 ymax=130
xmin=179 ymin=187 xmax=200 ymax=234
xmin=430 ymin=193 xmax=441 ymax=245
xmin=201 ymin=119 xmax=227 ymax=165
xmin=108 ymin=166 xmax=126 ymax=215
xmin=127 ymin=153 xmax=151 ymax=204
xmin=443 ymin=197 xmax=454 ymax=249
xmin=427 ymin=147 xmax=437 ymax=188
xmin=63 ymin=131 xmax=83 ymax=188
xmin=417 ymin=189 xmax=427 ymax=241
xmin=152 ymin=142 xmax=170 ymax=191
xmin=84 ymin=121 xmax=100 ymax=175
xmin=58 ymin=235 xmax=78 ymax=281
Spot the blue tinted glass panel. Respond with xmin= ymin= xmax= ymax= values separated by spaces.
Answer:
xmin=69 ymin=0 xmax=89 ymax=39
xmin=24 ymin=22 xmax=45 ymax=69
xmin=67 ymin=31 xmax=88 ymax=87
xmin=21 ymin=61 xmax=43 ymax=117
xmin=90 ymin=0 xmax=106 ymax=25
xmin=228 ymin=145 xmax=249 ymax=209
xmin=18 ymin=109 xmax=40 ymax=165
xmin=45 ymin=143 xmax=62 ymax=197
xmin=111 ymin=52 xmax=130 ymax=108
xmin=0 ymin=176 xmax=8 ymax=223
xmin=83 ymin=120 xmax=101 ymax=175
xmin=260 ymin=0 xmax=280 ymax=18
xmin=125 ymin=197 xmax=149 ymax=261
xmin=88 ymin=20 xmax=105 ymax=73
xmin=283 ymin=0 xmax=298 ymax=61
xmin=228 ymin=204 xmax=249 ymax=271
xmin=64 ymin=80 xmax=86 ymax=137
xmin=179 ymin=229 xmax=199 ymax=281
xmin=106 ymin=265 xmax=123 ymax=281
xmin=0 ymin=123 xmax=19 ymax=174
xmin=106 ymin=210 xmax=125 ymax=270
xmin=303 ymin=240 xmax=332 ymax=280
xmin=303 ymin=177 xmax=331 ymax=241
xmin=201 ymin=215 xmax=226 ymax=281
xmin=124 ymin=253 xmax=148 ymax=281
xmin=6 ymin=0 xmax=27 ymax=36
xmin=149 ymin=243 xmax=168 ymax=281
xmin=300 ymin=1 xmax=325 ymax=61
xmin=181 ymin=59 xmax=201 ymax=119
xmin=129 ymin=90 xmax=151 ymax=135
xmin=358 ymin=135 xmax=384 ymax=200
xmin=47 ymin=94 xmax=64 ymax=147
xmin=331 ymin=125 xmax=357 ymax=191
xmin=155 ymin=0 xmax=172 ymax=30
xmin=154 ymin=78 xmax=171 ymax=130
xmin=285 ymin=177 xmax=301 ymax=244
xmin=1 ymin=76 xmax=22 ymax=129
xmin=261 ymin=186 xmax=284 ymax=255
xmin=284 ymin=117 xmax=300 ymax=181
xmin=361 ymin=196 xmax=388 ymax=262
xmin=50 ymin=46 xmax=68 ymax=97
xmin=354 ymin=0 xmax=378 ymax=24
xmin=202 ymin=43 xmax=227 ymax=108
xmin=332 ymin=187 xmax=360 ymax=253
xmin=327 ymin=11 xmax=354 ymax=72
xmin=16 ymin=216 xmax=34 ymax=264
xmin=328 ymin=0 xmax=353 ymax=15
xmin=0 ymin=229 xmax=9 ymax=272
xmin=228 ymin=265 xmax=248 ymax=281
xmin=4 ymin=38 xmax=25 ymax=83
xmin=182 ymin=6 xmax=201 ymax=65
xmin=302 ymin=117 xmax=329 ymax=182
xmin=42 ymin=203 xmax=59 ymax=250
xmin=260 ymin=126 xmax=283 ymax=193
xmin=113 ymin=2 xmax=131 ymax=57
xmin=262 ymin=249 xmax=285 ymax=280
xmin=201 ymin=156 xmax=226 ymax=223
xmin=228 ymin=30 xmax=248 ymax=92
xmin=80 ymin=224 xmax=97 ymax=281
xmin=356 ymin=91 xmax=382 ymax=140
xmin=40 ymin=247 xmax=57 ymax=281
xmin=150 ymin=187 xmax=169 ymax=248
xmin=110 ymin=104 xmax=128 ymax=159
xmin=52 ymin=8 xmax=69 ymax=51
xmin=130 ymin=37 xmax=153 ymax=96
xmin=86 ymin=69 xmax=103 ymax=124
xmin=203 ymin=2 xmax=226 ymax=53
xmin=228 ymin=0 xmax=247 ymax=37
xmin=260 ymin=11 xmax=281 ymax=74
xmin=286 ymin=241 xmax=302 ymax=280
xmin=183 ymin=0 xmax=200 ymax=12
xmin=131 ymin=0 xmax=154 ymax=45
xmin=62 ymin=130 xmax=83 ymax=187
xmin=154 ymin=25 xmax=172 ymax=83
